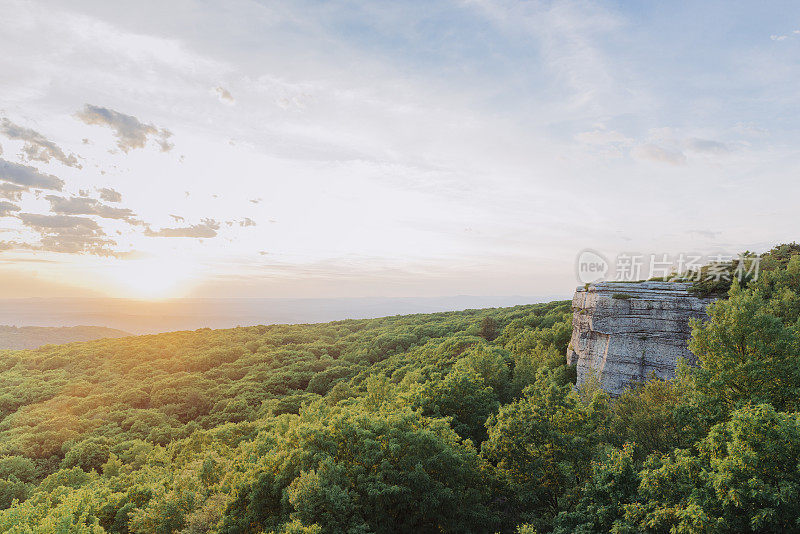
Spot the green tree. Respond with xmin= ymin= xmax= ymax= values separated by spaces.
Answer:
xmin=482 ymin=371 xmax=607 ymax=531
xmin=223 ymin=404 xmax=497 ymax=534
xmin=453 ymin=344 xmax=512 ymax=403
xmin=479 ymin=317 xmax=499 ymax=341
xmin=606 ymin=378 xmax=699 ymax=461
xmin=413 ymin=368 xmax=499 ymax=445
xmin=623 ymin=404 xmax=800 ymax=533
xmin=689 ymin=284 xmax=800 ymax=414
xmin=553 ymin=445 xmax=639 ymax=534
xmin=62 ymin=438 xmax=112 ymax=473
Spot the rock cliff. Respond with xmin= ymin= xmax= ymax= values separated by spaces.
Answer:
xmin=566 ymin=281 xmax=715 ymax=396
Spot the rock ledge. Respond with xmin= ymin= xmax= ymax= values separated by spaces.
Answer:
xmin=566 ymin=281 xmax=715 ymax=396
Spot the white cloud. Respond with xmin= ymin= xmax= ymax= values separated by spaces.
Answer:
xmin=464 ymin=0 xmax=634 ymax=116
xmin=733 ymin=122 xmax=767 ymax=137
xmin=575 ymin=129 xmax=633 ymax=146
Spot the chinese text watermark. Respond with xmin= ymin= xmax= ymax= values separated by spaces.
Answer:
xmin=576 ymin=249 xmax=760 ymax=285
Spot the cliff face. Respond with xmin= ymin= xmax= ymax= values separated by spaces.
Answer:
xmin=566 ymin=281 xmax=715 ymax=396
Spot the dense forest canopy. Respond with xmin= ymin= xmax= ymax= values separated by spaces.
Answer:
xmin=0 ymin=243 xmax=797 ymax=533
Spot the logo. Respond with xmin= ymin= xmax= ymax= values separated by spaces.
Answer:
xmin=576 ymin=249 xmax=609 ymax=284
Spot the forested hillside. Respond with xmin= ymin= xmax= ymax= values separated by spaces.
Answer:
xmin=0 ymin=244 xmax=798 ymax=533
xmin=0 ymin=326 xmax=130 ymax=350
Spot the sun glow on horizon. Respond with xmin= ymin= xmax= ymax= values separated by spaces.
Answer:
xmin=101 ymin=258 xmax=199 ymax=300
xmin=0 ymin=1 xmax=797 ymax=300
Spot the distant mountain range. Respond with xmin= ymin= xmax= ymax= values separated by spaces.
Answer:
xmin=0 ymin=325 xmax=130 ymax=350
xmin=0 ymin=295 xmax=566 ymax=335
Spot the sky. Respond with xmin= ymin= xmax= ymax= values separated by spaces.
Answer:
xmin=0 ymin=0 xmax=799 ymax=300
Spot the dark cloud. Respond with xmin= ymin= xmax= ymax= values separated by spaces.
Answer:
xmin=17 ymin=213 xmax=118 ymax=256
xmin=145 ymin=218 xmax=220 ymax=238
xmin=0 ymin=183 xmax=26 ymax=201
xmin=631 ymin=144 xmax=686 ymax=165
xmin=98 ymin=187 xmax=122 ymax=203
xmin=0 ymin=201 xmax=21 ymax=217
xmin=36 ymin=235 xmax=119 ymax=256
xmin=0 ymin=118 xmax=81 ymax=168
xmin=0 ymin=159 xmax=64 ymax=190
xmin=19 ymin=213 xmax=103 ymax=233
xmin=0 ymin=240 xmax=33 ymax=252
xmin=75 ymin=105 xmax=173 ymax=153
xmin=45 ymin=195 xmax=136 ymax=221
xmin=690 ymin=229 xmax=722 ymax=239
xmin=684 ymin=138 xmax=730 ymax=154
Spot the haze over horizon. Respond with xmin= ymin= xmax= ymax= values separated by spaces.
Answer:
xmin=0 ymin=294 xmax=567 ymax=334
xmin=1 ymin=0 xmax=799 ymax=301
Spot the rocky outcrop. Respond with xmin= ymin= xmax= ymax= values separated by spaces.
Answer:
xmin=566 ymin=281 xmax=715 ymax=396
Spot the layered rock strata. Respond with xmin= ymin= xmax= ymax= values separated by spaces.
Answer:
xmin=566 ymin=281 xmax=715 ymax=396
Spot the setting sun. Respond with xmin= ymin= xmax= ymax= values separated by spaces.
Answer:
xmin=103 ymin=258 xmax=198 ymax=300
